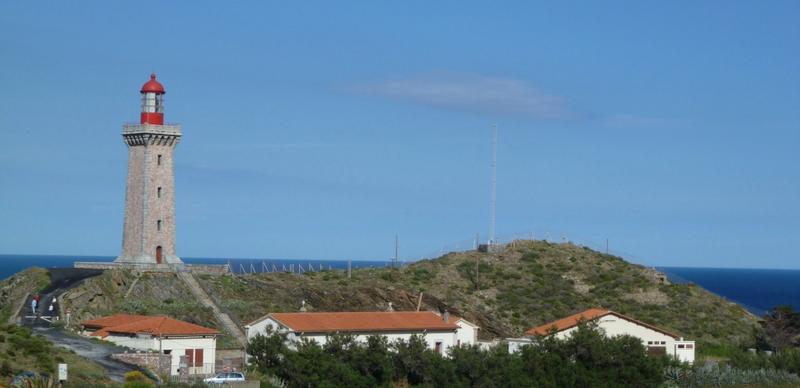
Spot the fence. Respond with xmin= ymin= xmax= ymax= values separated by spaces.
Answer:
xmin=225 ymin=229 xmax=650 ymax=276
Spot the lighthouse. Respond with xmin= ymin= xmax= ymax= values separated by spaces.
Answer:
xmin=115 ymin=74 xmax=182 ymax=265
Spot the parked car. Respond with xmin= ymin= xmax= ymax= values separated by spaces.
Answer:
xmin=203 ymin=372 xmax=246 ymax=384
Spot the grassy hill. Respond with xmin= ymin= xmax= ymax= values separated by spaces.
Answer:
xmin=198 ymin=240 xmax=759 ymax=349
xmin=0 ymin=241 xmax=761 ymax=354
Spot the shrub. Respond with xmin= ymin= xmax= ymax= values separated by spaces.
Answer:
xmin=0 ymin=360 xmax=12 ymax=377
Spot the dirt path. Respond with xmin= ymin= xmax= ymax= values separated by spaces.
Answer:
xmin=177 ymin=271 xmax=247 ymax=347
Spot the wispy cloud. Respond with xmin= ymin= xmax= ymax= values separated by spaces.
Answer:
xmin=350 ymin=72 xmax=573 ymax=119
xmin=601 ymin=114 xmax=673 ymax=128
xmin=207 ymin=142 xmax=337 ymax=151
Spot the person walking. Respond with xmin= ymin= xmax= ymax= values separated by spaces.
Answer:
xmin=31 ymin=297 xmax=37 ymax=315
xmin=52 ymin=296 xmax=59 ymax=319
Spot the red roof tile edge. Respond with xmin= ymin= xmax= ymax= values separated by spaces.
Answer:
xmin=83 ymin=314 xmax=219 ymax=337
xmin=267 ymin=311 xmax=459 ymax=333
xmin=524 ymin=308 xmax=679 ymax=339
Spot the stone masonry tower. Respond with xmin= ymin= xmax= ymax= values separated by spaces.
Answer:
xmin=115 ymin=74 xmax=182 ymax=265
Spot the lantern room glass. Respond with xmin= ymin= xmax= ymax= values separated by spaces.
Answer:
xmin=141 ymin=92 xmax=164 ymax=113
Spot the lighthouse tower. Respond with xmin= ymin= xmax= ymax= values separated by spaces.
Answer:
xmin=116 ymin=74 xmax=182 ymax=265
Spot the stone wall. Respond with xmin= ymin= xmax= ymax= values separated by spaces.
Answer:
xmin=112 ymin=352 xmax=172 ymax=377
xmin=118 ymin=124 xmax=182 ymax=264
xmin=73 ymin=262 xmax=229 ymax=275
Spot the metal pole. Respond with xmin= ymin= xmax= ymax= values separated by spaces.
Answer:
xmin=489 ymin=124 xmax=498 ymax=246
xmin=394 ymin=234 xmax=399 ymax=268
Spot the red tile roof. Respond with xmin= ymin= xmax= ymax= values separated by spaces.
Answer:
xmin=268 ymin=311 xmax=459 ymax=333
xmin=524 ymin=308 xmax=679 ymax=339
xmin=82 ymin=314 xmax=152 ymax=330
xmin=82 ymin=314 xmax=219 ymax=337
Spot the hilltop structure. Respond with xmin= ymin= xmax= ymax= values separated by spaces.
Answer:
xmin=116 ymin=74 xmax=182 ymax=264
xmin=74 ymin=74 xmax=227 ymax=275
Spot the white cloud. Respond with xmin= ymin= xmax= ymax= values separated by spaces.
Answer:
xmin=350 ymin=72 xmax=572 ymax=119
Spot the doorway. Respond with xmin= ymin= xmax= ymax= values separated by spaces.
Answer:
xmin=156 ymin=246 xmax=162 ymax=264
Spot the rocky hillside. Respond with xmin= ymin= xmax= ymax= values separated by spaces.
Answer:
xmin=0 ymin=241 xmax=760 ymax=350
xmin=0 ymin=268 xmax=49 ymax=323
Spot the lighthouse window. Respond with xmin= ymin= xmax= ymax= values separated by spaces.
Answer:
xmin=157 ymin=220 xmax=162 ymax=231
xmin=157 ymin=187 xmax=162 ymax=198
xmin=157 ymin=155 xmax=162 ymax=165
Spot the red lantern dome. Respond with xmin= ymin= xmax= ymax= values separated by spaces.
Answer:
xmin=140 ymin=73 xmax=165 ymax=94
xmin=140 ymin=73 xmax=165 ymax=125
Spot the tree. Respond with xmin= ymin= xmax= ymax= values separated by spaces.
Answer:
xmin=762 ymin=305 xmax=800 ymax=351
xmin=247 ymin=327 xmax=289 ymax=373
xmin=392 ymin=334 xmax=430 ymax=385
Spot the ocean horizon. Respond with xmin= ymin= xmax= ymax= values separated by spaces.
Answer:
xmin=1 ymin=254 xmax=798 ymax=317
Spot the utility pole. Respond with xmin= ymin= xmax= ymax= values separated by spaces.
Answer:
xmin=606 ymin=238 xmax=609 ymax=254
xmin=489 ymin=124 xmax=498 ymax=247
xmin=393 ymin=234 xmax=399 ymax=268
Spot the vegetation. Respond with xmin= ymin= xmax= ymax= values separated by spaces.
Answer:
xmin=0 ymin=323 xmax=112 ymax=387
xmin=200 ymin=240 xmax=760 ymax=350
xmin=0 ymin=268 xmax=50 ymax=323
xmin=247 ymin=323 xmax=674 ymax=388
xmin=663 ymin=363 xmax=800 ymax=387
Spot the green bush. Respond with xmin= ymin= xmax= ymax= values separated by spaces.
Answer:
xmin=247 ymin=322 xmax=669 ymax=388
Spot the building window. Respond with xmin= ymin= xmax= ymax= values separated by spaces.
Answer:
xmin=678 ymin=344 xmax=685 ymax=349
xmin=157 ymin=220 xmax=162 ymax=231
xmin=686 ymin=344 xmax=694 ymax=349
xmin=661 ymin=341 xmax=666 ymax=345
xmin=435 ymin=342 xmax=442 ymax=354
xmin=157 ymin=154 xmax=162 ymax=165
xmin=157 ymin=187 xmax=162 ymax=198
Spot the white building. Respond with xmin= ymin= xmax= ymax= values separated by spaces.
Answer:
xmin=520 ymin=308 xmax=695 ymax=363
xmin=245 ymin=311 xmax=478 ymax=356
xmin=82 ymin=314 xmax=219 ymax=375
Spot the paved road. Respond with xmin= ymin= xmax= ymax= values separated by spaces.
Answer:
xmin=19 ymin=268 xmax=138 ymax=383
xmin=29 ymin=325 xmax=137 ymax=383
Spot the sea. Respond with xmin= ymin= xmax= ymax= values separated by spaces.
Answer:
xmin=0 ymin=254 xmax=797 ymax=317
xmin=657 ymin=267 xmax=800 ymax=316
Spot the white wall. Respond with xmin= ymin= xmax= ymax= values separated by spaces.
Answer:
xmin=506 ymin=338 xmax=532 ymax=353
xmin=247 ymin=317 xmax=462 ymax=356
xmin=160 ymin=336 xmax=217 ymax=376
xmin=103 ymin=334 xmax=217 ymax=375
xmin=455 ymin=319 xmax=478 ymax=347
xmin=544 ymin=314 xmax=694 ymax=364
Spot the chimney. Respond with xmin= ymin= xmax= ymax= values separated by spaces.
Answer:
xmin=387 ymin=302 xmax=394 ymax=312
xmin=443 ymin=310 xmax=450 ymax=323
xmin=299 ymin=300 xmax=307 ymax=312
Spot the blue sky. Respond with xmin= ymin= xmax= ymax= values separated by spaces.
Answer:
xmin=0 ymin=2 xmax=798 ymax=268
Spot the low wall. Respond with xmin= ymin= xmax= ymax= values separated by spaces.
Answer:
xmin=73 ymin=262 xmax=229 ymax=275
xmin=112 ymin=352 xmax=172 ymax=377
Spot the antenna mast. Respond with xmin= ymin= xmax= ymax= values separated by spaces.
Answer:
xmin=489 ymin=124 xmax=498 ymax=247
xmin=393 ymin=234 xmax=399 ymax=268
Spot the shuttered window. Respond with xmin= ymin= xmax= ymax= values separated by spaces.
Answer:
xmin=184 ymin=349 xmax=194 ymax=366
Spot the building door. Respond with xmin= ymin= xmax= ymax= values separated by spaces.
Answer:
xmin=156 ymin=246 xmax=162 ymax=264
